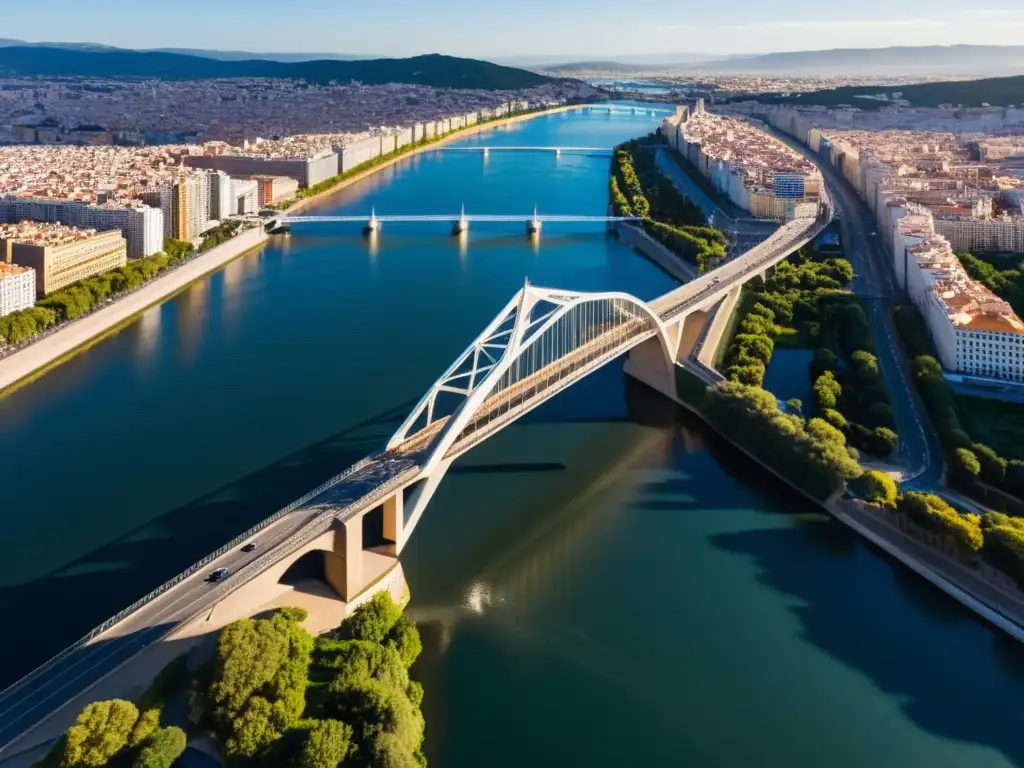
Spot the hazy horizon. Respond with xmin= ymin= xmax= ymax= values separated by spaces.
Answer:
xmin=5 ymin=1 xmax=1024 ymax=59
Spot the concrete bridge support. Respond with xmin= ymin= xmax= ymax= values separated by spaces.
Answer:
xmin=623 ymin=311 xmax=707 ymax=402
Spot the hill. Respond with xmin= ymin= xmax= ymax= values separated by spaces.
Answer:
xmin=0 ymin=38 xmax=378 ymax=62
xmin=0 ymin=47 xmax=554 ymax=90
xmin=757 ymin=74 xmax=1024 ymax=109
xmin=688 ymin=45 xmax=1024 ymax=77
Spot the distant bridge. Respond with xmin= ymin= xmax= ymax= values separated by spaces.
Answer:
xmin=275 ymin=208 xmax=641 ymax=235
xmin=433 ymin=146 xmax=613 ymax=155
xmin=577 ymin=105 xmax=674 ymax=116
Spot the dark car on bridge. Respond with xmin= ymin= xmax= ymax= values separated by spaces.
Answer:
xmin=208 ymin=567 xmax=230 ymax=582
xmin=241 ymin=542 xmax=258 ymax=553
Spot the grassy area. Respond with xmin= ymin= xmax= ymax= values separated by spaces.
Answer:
xmin=956 ymin=395 xmax=1024 ymax=461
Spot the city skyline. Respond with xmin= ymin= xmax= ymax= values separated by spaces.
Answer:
xmin=5 ymin=1 xmax=1024 ymax=58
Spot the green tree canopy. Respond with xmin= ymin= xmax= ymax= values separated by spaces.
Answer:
xmin=132 ymin=727 xmax=186 ymax=768
xmin=62 ymin=699 xmax=139 ymax=768
xmin=297 ymin=719 xmax=353 ymax=768
xmin=338 ymin=592 xmax=403 ymax=644
xmin=857 ymin=470 xmax=898 ymax=507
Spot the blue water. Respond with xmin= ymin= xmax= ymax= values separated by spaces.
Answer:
xmin=0 ymin=103 xmax=1022 ymax=767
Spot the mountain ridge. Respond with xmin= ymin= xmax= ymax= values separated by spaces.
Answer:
xmin=0 ymin=47 xmax=554 ymax=90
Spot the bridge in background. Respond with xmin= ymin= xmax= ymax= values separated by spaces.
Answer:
xmin=274 ymin=208 xmax=641 ymax=235
xmin=0 ymin=209 xmax=828 ymax=754
xmin=433 ymin=146 xmax=613 ymax=156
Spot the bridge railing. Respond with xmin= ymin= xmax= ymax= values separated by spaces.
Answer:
xmin=0 ymin=455 xmax=379 ymax=703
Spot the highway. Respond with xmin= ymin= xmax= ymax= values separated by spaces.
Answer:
xmin=768 ymin=128 xmax=943 ymax=488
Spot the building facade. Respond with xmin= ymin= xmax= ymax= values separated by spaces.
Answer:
xmin=0 ymin=223 xmax=128 ymax=295
xmin=0 ymin=262 xmax=35 ymax=316
xmin=0 ymin=197 xmax=163 ymax=259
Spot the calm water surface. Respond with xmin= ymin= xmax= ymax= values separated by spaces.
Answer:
xmin=1 ymin=104 xmax=1022 ymax=766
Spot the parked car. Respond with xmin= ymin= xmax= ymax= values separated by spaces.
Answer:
xmin=208 ymin=567 xmax=230 ymax=582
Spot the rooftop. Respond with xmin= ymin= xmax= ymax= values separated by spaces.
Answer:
xmin=0 ymin=220 xmax=111 ymax=247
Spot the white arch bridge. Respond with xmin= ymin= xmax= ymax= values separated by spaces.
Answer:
xmin=0 ymin=213 xmax=827 ymax=750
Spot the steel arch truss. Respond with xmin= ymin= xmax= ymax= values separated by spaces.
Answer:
xmin=387 ymin=282 xmax=673 ymax=472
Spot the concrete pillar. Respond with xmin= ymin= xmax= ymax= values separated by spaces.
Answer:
xmin=383 ymin=492 xmax=404 ymax=551
xmin=341 ymin=515 xmax=364 ymax=601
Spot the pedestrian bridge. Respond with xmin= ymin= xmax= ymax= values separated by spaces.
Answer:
xmin=0 ymin=211 xmax=827 ymax=750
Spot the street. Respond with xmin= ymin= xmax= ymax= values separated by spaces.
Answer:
xmin=769 ymin=128 xmax=943 ymax=489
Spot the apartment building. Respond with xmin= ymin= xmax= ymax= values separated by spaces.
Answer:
xmin=0 ymin=197 xmax=162 ymax=259
xmin=0 ymin=222 xmax=127 ymax=295
xmin=661 ymin=100 xmax=821 ymax=221
xmin=246 ymin=175 xmax=300 ymax=207
xmin=0 ymin=262 xmax=35 ymax=316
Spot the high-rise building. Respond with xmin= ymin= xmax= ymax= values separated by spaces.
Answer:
xmin=231 ymin=178 xmax=259 ymax=215
xmin=0 ymin=262 xmax=35 ymax=316
xmin=0 ymin=222 xmax=127 ymax=295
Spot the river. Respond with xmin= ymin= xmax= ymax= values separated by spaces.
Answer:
xmin=1 ymin=103 xmax=1022 ymax=766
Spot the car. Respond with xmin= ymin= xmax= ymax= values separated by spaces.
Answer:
xmin=241 ymin=542 xmax=258 ymax=553
xmin=208 ymin=567 xmax=230 ymax=582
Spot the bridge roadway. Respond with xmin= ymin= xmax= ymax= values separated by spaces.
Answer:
xmin=433 ymin=146 xmax=613 ymax=154
xmin=278 ymin=213 xmax=638 ymax=225
xmin=0 ymin=214 xmax=824 ymax=753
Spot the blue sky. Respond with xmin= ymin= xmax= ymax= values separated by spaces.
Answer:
xmin=5 ymin=1 xmax=1024 ymax=58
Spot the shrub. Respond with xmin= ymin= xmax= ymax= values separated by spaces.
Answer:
xmin=857 ymin=470 xmax=898 ymax=507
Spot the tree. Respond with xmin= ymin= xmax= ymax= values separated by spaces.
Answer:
xmin=62 ymin=700 xmax=139 ymax=768
xmin=385 ymin=614 xmax=423 ymax=669
xmin=332 ymin=680 xmax=424 ymax=757
xmin=858 ymin=471 xmax=898 ymax=507
xmin=898 ymin=492 xmax=983 ymax=552
xmin=872 ymin=427 xmax=898 ymax=456
xmin=810 ymin=347 xmax=838 ymax=380
xmin=785 ymin=398 xmax=803 ymax=416
xmin=297 ymin=719 xmax=353 ymax=768
xmin=338 ymin=592 xmax=402 ymax=644
xmin=127 ymin=708 xmax=160 ymax=748
xmin=972 ymin=443 xmax=1007 ymax=486
xmin=813 ymin=371 xmax=842 ymax=411
xmin=369 ymin=732 xmax=419 ymax=768
xmin=132 ymin=727 xmax=186 ymax=768
xmin=822 ymin=408 xmax=847 ymax=430
xmin=951 ymin=447 xmax=982 ymax=484
xmin=732 ymin=333 xmax=774 ymax=364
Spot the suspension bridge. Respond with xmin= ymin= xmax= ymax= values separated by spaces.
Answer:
xmin=0 ymin=208 xmax=829 ymax=754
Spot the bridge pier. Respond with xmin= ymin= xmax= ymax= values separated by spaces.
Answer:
xmin=363 ymin=208 xmax=381 ymax=235
xmin=452 ymin=205 xmax=469 ymax=235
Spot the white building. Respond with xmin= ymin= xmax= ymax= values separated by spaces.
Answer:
xmin=231 ymin=178 xmax=259 ymax=215
xmin=893 ymin=204 xmax=1024 ymax=381
xmin=0 ymin=262 xmax=35 ymax=316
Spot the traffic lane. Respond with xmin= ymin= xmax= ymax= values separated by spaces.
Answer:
xmin=0 ymin=625 xmax=173 ymax=747
xmin=0 ymin=502 xmax=329 ymax=746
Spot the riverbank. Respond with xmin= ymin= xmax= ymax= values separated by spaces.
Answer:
xmin=0 ymin=226 xmax=269 ymax=396
xmin=0 ymin=103 xmax=583 ymax=398
xmin=665 ymin=366 xmax=1024 ymax=643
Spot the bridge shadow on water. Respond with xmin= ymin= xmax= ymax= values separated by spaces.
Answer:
xmin=649 ymin=410 xmax=1024 ymax=765
xmin=0 ymin=399 xmax=420 ymax=688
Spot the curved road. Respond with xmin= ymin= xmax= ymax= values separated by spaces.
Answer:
xmin=767 ymin=127 xmax=943 ymax=488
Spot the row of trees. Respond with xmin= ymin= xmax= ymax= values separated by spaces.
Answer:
xmin=0 ymin=239 xmax=196 ymax=346
xmin=718 ymin=248 xmax=899 ymax=459
xmin=858 ymin=471 xmax=1024 ymax=586
xmin=608 ymin=141 xmax=728 ymax=274
xmin=702 ymin=380 xmax=863 ymax=500
xmin=893 ymin=304 xmax=1024 ymax=501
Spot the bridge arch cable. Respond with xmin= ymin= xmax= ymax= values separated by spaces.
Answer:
xmin=386 ymin=285 xmax=668 ymax=464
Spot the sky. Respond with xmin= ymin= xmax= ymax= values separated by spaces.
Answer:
xmin=5 ymin=0 xmax=1024 ymax=59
